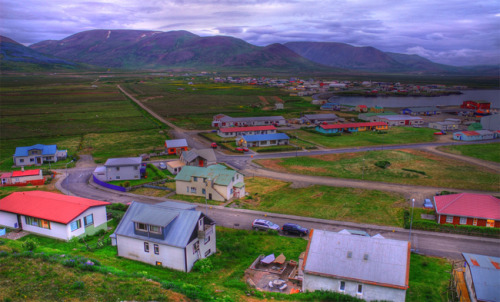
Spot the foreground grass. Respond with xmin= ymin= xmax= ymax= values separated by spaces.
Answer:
xmin=256 ymin=149 xmax=499 ymax=191
xmin=438 ymin=142 xmax=500 ymax=163
xmin=407 ymin=254 xmax=452 ymax=302
xmin=241 ymin=177 xmax=405 ymax=226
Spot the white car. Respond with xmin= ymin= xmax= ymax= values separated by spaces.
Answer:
xmin=158 ymin=162 xmax=167 ymax=170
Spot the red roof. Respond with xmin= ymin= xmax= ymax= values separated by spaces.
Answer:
xmin=460 ymin=131 xmax=480 ymax=136
xmin=434 ymin=193 xmax=500 ymax=220
xmin=320 ymin=122 xmax=387 ymax=130
xmin=12 ymin=169 xmax=41 ymax=177
xmin=1 ymin=172 xmax=12 ymax=178
xmin=219 ymin=125 xmax=276 ymax=133
xmin=357 ymin=105 xmax=368 ymax=108
xmin=0 ymin=191 xmax=110 ymax=224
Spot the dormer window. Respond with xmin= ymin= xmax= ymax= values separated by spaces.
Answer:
xmin=136 ymin=223 xmax=147 ymax=231
xmin=149 ymin=225 xmax=161 ymax=234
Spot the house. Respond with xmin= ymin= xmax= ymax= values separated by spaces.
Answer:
xmin=302 ymin=113 xmax=339 ymax=124
xmin=453 ymin=130 xmax=494 ymax=141
xmin=104 ymin=157 xmax=143 ymax=181
xmin=217 ymin=125 xmax=277 ymax=138
xmin=174 ymin=164 xmax=245 ymax=201
xmin=180 ymin=148 xmax=216 ymax=167
xmin=316 ymin=122 xmax=388 ymax=134
xmin=376 ymin=115 xmax=424 ymax=126
xmin=320 ymin=103 xmax=341 ymax=111
xmin=112 ymin=201 xmax=216 ymax=272
xmin=433 ymin=193 xmax=500 ymax=228
xmin=460 ymin=101 xmax=491 ymax=111
xmin=302 ymin=229 xmax=410 ymax=302
xmin=459 ymin=253 xmax=500 ymax=302
xmin=481 ymin=114 xmax=500 ymax=131
xmin=212 ymin=114 xmax=286 ymax=127
xmin=358 ymin=112 xmax=397 ymax=122
xmin=13 ymin=144 xmax=67 ymax=166
xmin=166 ymin=160 xmax=185 ymax=175
xmin=0 ymin=169 xmax=44 ymax=186
xmin=400 ymin=106 xmax=439 ymax=116
xmin=0 ymin=191 xmax=109 ymax=240
xmin=355 ymin=105 xmax=368 ymax=113
xmin=369 ymin=106 xmax=384 ymax=113
xmin=165 ymin=139 xmax=188 ymax=155
xmin=428 ymin=120 xmax=460 ymax=131
xmin=237 ymin=133 xmax=290 ymax=147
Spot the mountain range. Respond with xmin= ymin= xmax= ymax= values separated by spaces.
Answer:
xmin=1 ymin=29 xmax=498 ymax=75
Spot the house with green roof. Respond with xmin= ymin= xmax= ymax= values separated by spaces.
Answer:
xmin=174 ymin=164 xmax=245 ymax=201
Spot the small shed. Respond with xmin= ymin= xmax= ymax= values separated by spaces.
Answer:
xmin=165 ymin=139 xmax=188 ymax=155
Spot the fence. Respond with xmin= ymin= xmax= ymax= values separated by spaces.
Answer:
xmin=92 ymin=175 xmax=126 ymax=192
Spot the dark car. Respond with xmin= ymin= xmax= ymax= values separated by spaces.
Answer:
xmin=252 ymin=219 xmax=280 ymax=231
xmin=282 ymin=223 xmax=309 ymax=236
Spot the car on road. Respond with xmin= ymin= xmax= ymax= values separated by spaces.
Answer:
xmin=423 ymin=198 xmax=434 ymax=209
xmin=211 ymin=142 xmax=218 ymax=148
xmin=433 ymin=130 xmax=447 ymax=135
xmin=281 ymin=223 xmax=309 ymax=236
xmin=252 ymin=219 xmax=280 ymax=231
xmin=235 ymin=147 xmax=249 ymax=152
xmin=158 ymin=162 xmax=167 ymax=170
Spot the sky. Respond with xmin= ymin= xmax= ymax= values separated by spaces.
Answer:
xmin=1 ymin=0 xmax=499 ymax=66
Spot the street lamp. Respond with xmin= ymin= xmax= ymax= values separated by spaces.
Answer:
xmin=408 ymin=198 xmax=415 ymax=245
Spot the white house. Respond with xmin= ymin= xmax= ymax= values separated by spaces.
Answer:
xmin=237 ymin=133 xmax=290 ymax=148
xmin=302 ymin=229 xmax=410 ymax=302
xmin=13 ymin=144 xmax=67 ymax=166
xmin=1 ymin=169 xmax=44 ymax=186
xmin=376 ymin=115 xmax=423 ymax=126
xmin=217 ymin=125 xmax=277 ymax=138
xmin=104 ymin=157 xmax=143 ymax=181
xmin=0 ymin=191 xmax=109 ymax=241
xmin=174 ymin=164 xmax=245 ymax=201
xmin=112 ymin=201 xmax=216 ymax=272
xmin=212 ymin=114 xmax=286 ymax=127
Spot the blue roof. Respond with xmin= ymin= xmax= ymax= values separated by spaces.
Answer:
xmin=114 ymin=201 xmax=211 ymax=248
xmin=14 ymin=144 xmax=57 ymax=157
xmin=242 ymin=133 xmax=289 ymax=142
xmin=462 ymin=253 xmax=500 ymax=302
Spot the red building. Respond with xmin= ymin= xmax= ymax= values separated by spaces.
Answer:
xmin=434 ymin=193 xmax=500 ymax=228
xmin=164 ymin=139 xmax=188 ymax=155
xmin=460 ymin=101 xmax=491 ymax=111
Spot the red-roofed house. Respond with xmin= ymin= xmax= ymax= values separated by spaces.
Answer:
xmin=355 ymin=105 xmax=368 ymax=112
xmin=316 ymin=122 xmax=388 ymax=134
xmin=1 ymin=169 xmax=44 ymax=186
xmin=0 ymin=191 xmax=110 ymax=240
xmin=217 ymin=125 xmax=277 ymax=138
xmin=453 ymin=131 xmax=482 ymax=141
xmin=434 ymin=193 xmax=500 ymax=228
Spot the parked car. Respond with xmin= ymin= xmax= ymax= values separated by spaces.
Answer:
xmin=235 ymin=147 xmax=249 ymax=152
xmin=158 ymin=162 xmax=167 ymax=170
xmin=281 ymin=223 xmax=309 ymax=236
xmin=423 ymin=198 xmax=434 ymax=209
xmin=252 ymin=219 xmax=280 ymax=231
xmin=211 ymin=142 xmax=218 ymax=148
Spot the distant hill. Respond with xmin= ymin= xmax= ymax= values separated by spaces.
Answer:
xmin=0 ymin=35 xmax=78 ymax=71
xmin=30 ymin=30 xmax=335 ymax=72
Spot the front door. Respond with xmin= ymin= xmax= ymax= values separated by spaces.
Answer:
xmin=36 ymin=157 xmax=42 ymax=164
xmin=405 ymin=120 xmax=409 ymax=125
xmin=199 ymin=159 xmax=204 ymax=167
xmin=208 ymin=193 xmax=212 ymax=200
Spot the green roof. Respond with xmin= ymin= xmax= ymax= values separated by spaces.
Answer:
xmin=174 ymin=164 xmax=237 ymax=186
xmin=233 ymin=182 xmax=245 ymax=188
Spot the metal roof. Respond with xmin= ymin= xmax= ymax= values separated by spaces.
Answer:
xmin=220 ymin=115 xmax=285 ymax=122
xmin=165 ymin=139 xmax=188 ymax=148
xmin=114 ymin=201 xmax=204 ymax=248
xmin=378 ymin=115 xmax=423 ymax=121
xmin=104 ymin=157 xmax=142 ymax=167
xmin=462 ymin=253 xmax=500 ymax=302
xmin=219 ymin=125 xmax=276 ymax=133
xmin=304 ymin=229 xmax=409 ymax=288
xmin=319 ymin=122 xmax=387 ymax=130
xmin=131 ymin=206 xmax=179 ymax=227
xmin=174 ymin=164 xmax=237 ymax=186
xmin=12 ymin=169 xmax=41 ymax=177
xmin=14 ymin=144 xmax=57 ymax=157
xmin=434 ymin=193 xmax=500 ymax=220
xmin=303 ymin=113 xmax=338 ymax=120
xmin=181 ymin=148 xmax=216 ymax=164
xmin=241 ymin=133 xmax=290 ymax=142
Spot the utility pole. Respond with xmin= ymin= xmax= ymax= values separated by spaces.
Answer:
xmin=408 ymin=198 xmax=415 ymax=245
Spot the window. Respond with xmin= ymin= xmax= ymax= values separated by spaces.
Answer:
xmin=230 ymin=188 xmax=233 ymax=195
xmin=339 ymin=281 xmax=345 ymax=292
xmin=187 ymin=186 xmax=190 ymax=193
xmin=149 ymin=225 xmax=161 ymax=234
xmin=156 ymin=261 xmax=162 ymax=266
xmin=70 ymin=219 xmax=81 ymax=232
xmin=202 ymin=188 xmax=206 ymax=194
xmin=357 ymin=284 xmax=363 ymax=294
xmin=154 ymin=244 xmax=159 ymax=255
xmin=363 ymin=254 xmax=369 ymax=261
xmin=459 ymin=217 xmax=467 ymax=225
xmin=446 ymin=216 xmax=453 ymax=223
xmin=473 ymin=218 xmax=478 ymax=226
xmin=84 ymin=214 xmax=94 ymax=227
xmin=193 ymin=177 xmax=198 ymax=182
xmin=204 ymin=236 xmax=211 ymax=244
xmin=116 ymin=176 xmax=120 ymax=180
xmin=136 ymin=223 xmax=148 ymax=231
xmin=486 ymin=220 xmax=495 ymax=228
xmin=205 ymin=249 xmax=211 ymax=257
xmin=116 ymin=167 xmax=120 ymax=171
xmin=191 ymin=187 xmax=196 ymax=193
xmin=134 ymin=166 xmax=138 ymax=170
xmin=144 ymin=242 xmax=149 ymax=253
xmin=20 ymin=159 xmax=24 ymax=163
xmin=30 ymin=158 xmax=34 ymax=162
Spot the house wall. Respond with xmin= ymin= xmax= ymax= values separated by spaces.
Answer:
xmin=11 ymin=173 xmax=43 ymax=184
xmin=22 ymin=217 xmax=69 ymax=240
xmin=464 ymin=265 xmax=478 ymax=302
xmin=106 ymin=165 xmax=140 ymax=181
xmin=437 ymin=215 xmax=498 ymax=228
xmin=66 ymin=206 xmax=108 ymax=239
xmin=303 ymin=274 xmax=406 ymax=302
xmin=185 ymin=225 xmax=217 ymax=272
xmin=0 ymin=211 xmax=19 ymax=228
xmin=116 ymin=235 xmax=187 ymax=271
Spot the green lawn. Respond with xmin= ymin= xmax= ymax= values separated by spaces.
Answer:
xmin=438 ymin=142 xmax=500 ymax=163
xmin=407 ymin=254 xmax=452 ymax=302
xmin=256 ymin=149 xmax=500 ymax=191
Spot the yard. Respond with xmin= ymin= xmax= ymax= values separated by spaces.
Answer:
xmin=255 ymin=149 xmax=500 ymax=191
xmin=438 ymin=142 xmax=500 ymax=163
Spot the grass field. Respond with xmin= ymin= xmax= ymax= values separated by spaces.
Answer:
xmin=438 ymin=142 xmax=500 ymax=163
xmin=256 ymin=149 xmax=500 ymax=191
xmin=241 ymin=177 xmax=405 ymax=226
xmin=407 ymin=254 xmax=452 ymax=302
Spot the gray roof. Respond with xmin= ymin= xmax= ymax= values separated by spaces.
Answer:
xmin=182 ymin=148 xmax=216 ymax=164
xmin=104 ymin=157 xmax=142 ymax=167
xmin=165 ymin=139 xmax=188 ymax=148
xmin=220 ymin=115 xmax=285 ymax=122
xmin=404 ymin=106 xmax=439 ymax=112
xmin=304 ymin=229 xmax=409 ymax=288
xmin=462 ymin=253 xmax=500 ymax=302
xmin=303 ymin=113 xmax=338 ymax=121
xmin=114 ymin=201 xmax=207 ymax=248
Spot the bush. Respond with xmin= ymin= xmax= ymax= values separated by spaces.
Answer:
xmin=22 ymin=238 xmax=38 ymax=251
xmin=192 ymin=258 xmax=213 ymax=273
xmin=71 ymin=281 xmax=85 ymax=290
xmin=122 ymin=181 xmax=131 ymax=188
xmin=375 ymin=160 xmax=391 ymax=169
xmin=0 ymin=251 xmax=8 ymax=258
xmin=108 ymin=203 xmax=129 ymax=211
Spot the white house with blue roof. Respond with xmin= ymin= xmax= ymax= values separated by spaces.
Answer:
xmin=13 ymin=144 xmax=67 ymax=166
xmin=237 ymin=133 xmax=290 ymax=148
xmin=112 ymin=201 xmax=216 ymax=272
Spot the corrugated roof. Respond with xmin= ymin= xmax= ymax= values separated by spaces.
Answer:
xmin=14 ymin=144 xmax=57 ymax=157
xmin=174 ymin=164 xmax=237 ymax=186
xmin=241 ymin=133 xmax=290 ymax=142
xmin=304 ymin=229 xmax=409 ymax=288
xmin=114 ymin=201 xmax=203 ymax=248
xmin=378 ymin=115 xmax=423 ymax=121
xmin=434 ymin=193 xmax=500 ymax=220
xmin=320 ymin=122 xmax=387 ymax=130
xmin=220 ymin=115 xmax=285 ymax=122
xmin=457 ymin=131 xmax=480 ymax=136
xmin=219 ymin=125 xmax=276 ymax=133
xmin=104 ymin=157 xmax=142 ymax=166
xmin=12 ymin=169 xmax=41 ymax=177
xmin=303 ymin=114 xmax=338 ymax=120
xmin=462 ymin=253 xmax=500 ymax=302
xmin=1 ymin=172 xmax=13 ymax=178
xmin=165 ymin=139 xmax=188 ymax=148
xmin=0 ymin=191 xmax=109 ymax=224
xmin=182 ymin=148 xmax=216 ymax=163
xmin=132 ymin=206 xmax=179 ymax=227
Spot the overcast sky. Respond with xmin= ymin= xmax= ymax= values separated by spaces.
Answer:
xmin=1 ymin=0 xmax=499 ymax=66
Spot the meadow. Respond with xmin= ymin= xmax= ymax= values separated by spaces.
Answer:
xmin=438 ymin=142 xmax=500 ymax=163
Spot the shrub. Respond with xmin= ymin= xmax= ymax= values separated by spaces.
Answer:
xmin=192 ymin=258 xmax=213 ymax=273
xmin=71 ymin=281 xmax=85 ymax=290
xmin=375 ymin=160 xmax=391 ymax=169
xmin=122 ymin=181 xmax=131 ymax=188
xmin=267 ymin=229 xmax=279 ymax=236
xmin=0 ymin=251 xmax=8 ymax=258
xmin=21 ymin=238 xmax=38 ymax=251
xmin=108 ymin=203 xmax=129 ymax=211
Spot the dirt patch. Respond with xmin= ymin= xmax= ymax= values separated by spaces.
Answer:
xmin=258 ymin=96 xmax=269 ymax=105
xmin=256 ymin=159 xmax=286 ymax=172
xmin=142 ymin=96 xmax=163 ymax=102
xmin=290 ymin=165 xmax=329 ymax=174
xmin=398 ymin=149 xmax=444 ymax=161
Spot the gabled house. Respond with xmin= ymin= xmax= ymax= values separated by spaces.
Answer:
xmin=13 ymin=144 xmax=67 ymax=166
xmin=453 ymin=130 xmax=494 ymax=141
xmin=480 ymin=114 xmax=500 ymax=131
xmin=166 ymin=160 xmax=185 ymax=175
xmin=104 ymin=157 xmax=143 ymax=181
xmin=302 ymin=229 xmax=410 ymax=302
xmin=175 ymin=164 xmax=245 ymax=201
xmin=355 ymin=105 xmax=368 ymax=112
xmin=112 ymin=201 xmax=216 ymax=272
xmin=217 ymin=125 xmax=277 ymax=138
xmin=212 ymin=114 xmax=286 ymax=127
xmin=0 ymin=191 xmax=109 ymax=240
xmin=1 ymin=169 xmax=44 ymax=186
xmin=180 ymin=148 xmax=216 ymax=167
xmin=237 ymin=133 xmax=290 ymax=147
xmin=376 ymin=115 xmax=423 ymax=126
xmin=165 ymin=139 xmax=188 ymax=155
xmin=302 ymin=113 xmax=339 ymax=124
xmin=316 ymin=122 xmax=388 ymax=134
xmin=434 ymin=193 xmax=500 ymax=228
xmin=459 ymin=253 xmax=500 ymax=302
xmin=401 ymin=106 xmax=439 ymax=116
